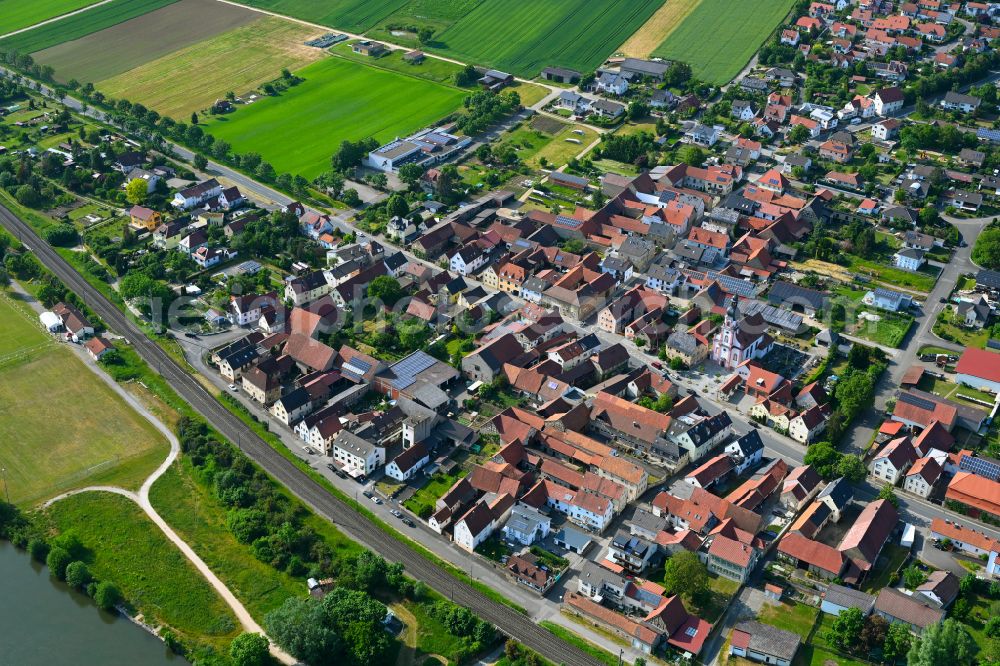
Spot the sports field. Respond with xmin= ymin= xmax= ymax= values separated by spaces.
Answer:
xmin=652 ymin=0 xmax=795 ymax=84
xmin=0 ymin=0 xmax=102 ymax=36
xmin=98 ymin=16 xmax=324 ymax=117
xmin=618 ymin=0 xmax=700 ymax=58
xmin=0 ymin=0 xmax=178 ymax=53
xmin=203 ymin=56 xmax=465 ymax=178
xmin=0 ymin=294 xmax=169 ymax=506
xmin=32 ymin=0 xmax=258 ymax=83
xmin=239 ymin=0 xmax=408 ymax=33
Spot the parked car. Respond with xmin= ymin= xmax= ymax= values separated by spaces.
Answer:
xmin=228 ymin=384 xmax=238 ymax=391
xmin=184 ymin=332 xmax=198 ymax=339
xmin=390 ymin=509 xmax=402 ymax=518
xmin=370 ymin=496 xmax=383 ymax=505
xmin=362 ymin=491 xmax=374 ymax=499
xmin=402 ymin=519 xmax=415 ymax=527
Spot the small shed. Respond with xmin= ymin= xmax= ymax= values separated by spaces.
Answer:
xmin=40 ymin=311 xmax=62 ymax=332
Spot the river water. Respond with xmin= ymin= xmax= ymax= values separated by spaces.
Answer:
xmin=0 ymin=540 xmax=186 ymax=665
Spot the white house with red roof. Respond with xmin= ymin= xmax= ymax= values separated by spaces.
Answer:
xmin=955 ymin=347 xmax=1000 ymax=394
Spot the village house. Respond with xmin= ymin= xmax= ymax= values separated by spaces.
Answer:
xmin=730 ymin=621 xmax=801 ymax=666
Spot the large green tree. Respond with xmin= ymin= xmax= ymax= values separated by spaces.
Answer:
xmin=973 ymin=223 xmax=1000 ymax=270
xmin=265 ymin=596 xmax=342 ymax=666
xmin=229 ymin=632 xmax=270 ymax=666
xmin=367 ymin=275 xmax=403 ymax=306
xmin=883 ymin=622 xmax=911 ymax=664
xmin=662 ymin=551 xmax=708 ymax=605
xmin=907 ymin=619 xmax=976 ymax=666
xmin=827 ymin=606 xmax=865 ymax=652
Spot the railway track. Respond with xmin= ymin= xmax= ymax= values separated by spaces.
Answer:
xmin=0 ymin=202 xmax=605 ymax=666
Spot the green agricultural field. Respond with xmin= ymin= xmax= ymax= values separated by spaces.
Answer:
xmin=368 ymin=0 xmax=486 ymax=43
xmin=433 ymin=0 xmax=665 ymax=77
xmin=31 ymin=0 xmax=258 ymax=84
xmin=239 ymin=0 xmax=408 ymax=33
xmin=98 ymin=16 xmax=324 ymax=118
xmin=43 ymin=492 xmax=240 ymax=652
xmin=203 ymin=57 xmax=464 ymax=178
xmin=653 ymin=0 xmax=796 ymax=84
xmin=0 ymin=295 xmax=169 ymax=506
xmin=0 ymin=0 xmax=177 ymax=54
xmin=0 ymin=0 xmax=102 ymax=36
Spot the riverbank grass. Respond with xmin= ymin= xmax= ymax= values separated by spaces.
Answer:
xmin=41 ymin=492 xmax=240 ymax=655
xmin=148 ymin=460 xmax=305 ymax=620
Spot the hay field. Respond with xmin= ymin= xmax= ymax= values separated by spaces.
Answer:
xmin=98 ymin=16 xmax=325 ymax=117
xmin=618 ymin=0 xmax=700 ymax=58
xmin=32 ymin=0 xmax=258 ymax=83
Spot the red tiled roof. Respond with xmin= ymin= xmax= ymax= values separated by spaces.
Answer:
xmin=930 ymin=517 xmax=999 ymax=552
xmin=708 ymin=534 xmax=754 ymax=567
xmin=955 ymin=347 xmax=1000 ymax=384
xmin=778 ymin=532 xmax=844 ymax=575
xmin=947 ymin=472 xmax=1000 ymax=516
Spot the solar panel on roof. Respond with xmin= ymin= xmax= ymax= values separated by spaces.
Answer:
xmin=899 ymin=392 xmax=936 ymax=412
xmin=389 ymin=351 xmax=438 ymax=390
xmin=555 ymin=215 xmax=583 ymax=228
xmin=342 ymin=358 xmax=372 ymax=380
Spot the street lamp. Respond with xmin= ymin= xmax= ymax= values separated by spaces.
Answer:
xmin=1 ymin=467 xmax=9 ymax=504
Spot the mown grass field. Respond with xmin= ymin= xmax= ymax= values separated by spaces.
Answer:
xmin=433 ymin=0 xmax=665 ymax=77
xmin=0 ymin=295 xmax=168 ymax=506
xmin=239 ymin=0 xmax=409 ymax=33
xmin=0 ymin=0 xmax=102 ymax=36
xmin=98 ymin=16 xmax=323 ymax=117
xmin=43 ymin=492 xmax=240 ymax=652
xmin=203 ymin=56 xmax=464 ymax=178
xmin=32 ymin=0 xmax=258 ymax=83
xmin=652 ymin=0 xmax=796 ymax=84
xmin=618 ymin=0 xmax=701 ymax=58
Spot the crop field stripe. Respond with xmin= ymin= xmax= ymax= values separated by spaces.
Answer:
xmin=234 ymin=0 xmax=409 ymax=33
xmin=652 ymin=0 xmax=795 ymax=84
xmin=430 ymin=0 xmax=663 ymax=76
xmin=618 ymin=0 xmax=702 ymax=58
xmin=0 ymin=0 xmax=178 ymax=53
xmin=31 ymin=0 xmax=259 ymax=84
xmin=96 ymin=16 xmax=324 ymax=118
xmin=0 ymin=0 xmax=104 ymax=37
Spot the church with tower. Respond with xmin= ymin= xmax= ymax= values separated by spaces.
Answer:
xmin=711 ymin=298 xmax=774 ymax=370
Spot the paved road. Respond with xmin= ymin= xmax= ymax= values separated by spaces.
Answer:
xmin=0 ymin=203 xmax=608 ymax=666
